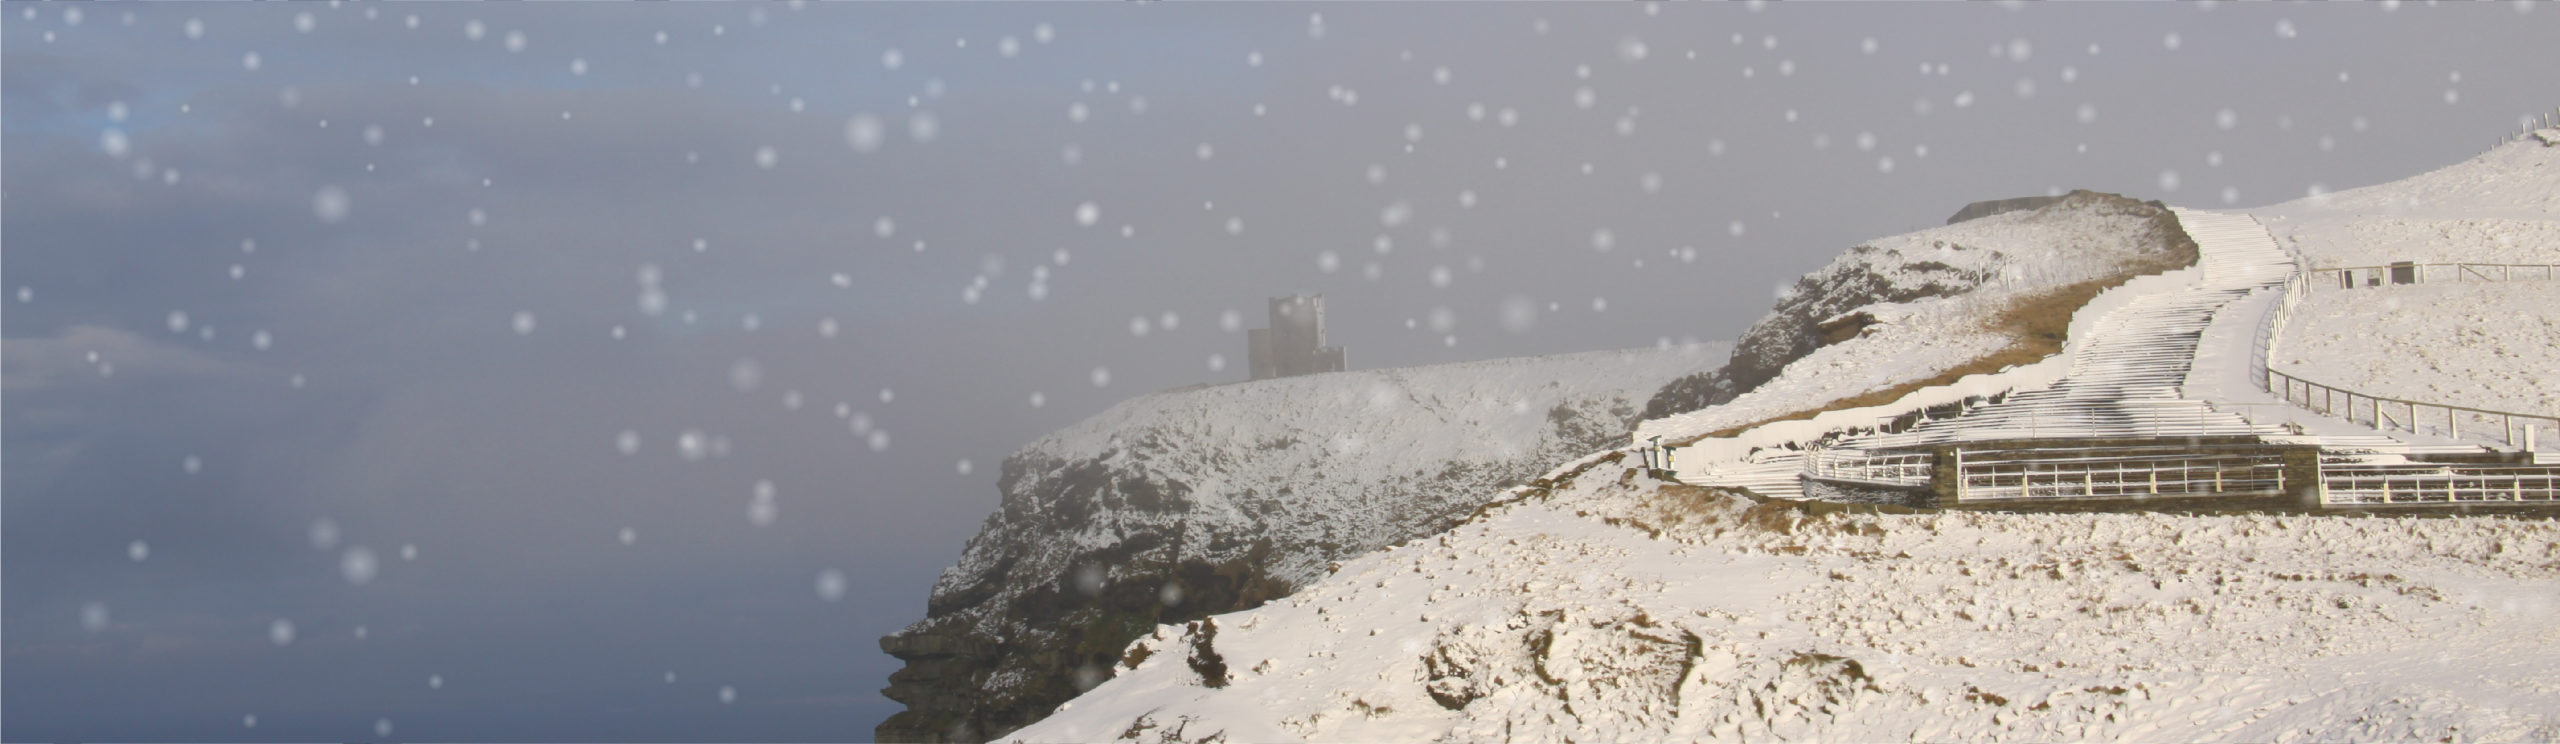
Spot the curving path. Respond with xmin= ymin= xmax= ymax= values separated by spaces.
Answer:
xmin=1682 ymin=208 xmax=2515 ymax=500
xmin=1832 ymin=208 xmax=2295 ymax=450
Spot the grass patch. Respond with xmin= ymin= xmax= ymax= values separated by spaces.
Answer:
xmin=1672 ymin=208 xmax=2196 ymax=447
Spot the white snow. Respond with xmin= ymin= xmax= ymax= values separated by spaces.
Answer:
xmin=1638 ymin=193 xmax=2196 ymax=465
xmin=2277 ymin=282 xmax=2559 ymax=416
xmin=2257 ymin=129 xmax=2560 ymax=270
xmin=1008 ymin=467 xmax=2560 ymax=744
xmin=2253 ymin=131 xmax=2560 ymax=424
xmin=1006 ymin=129 xmax=2560 ymax=744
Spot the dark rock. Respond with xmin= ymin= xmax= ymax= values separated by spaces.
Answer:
xmin=1946 ymin=195 xmax=2066 ymax=225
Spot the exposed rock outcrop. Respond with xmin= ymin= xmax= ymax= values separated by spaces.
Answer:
xmin=1946 ymin=195 xmax=2066 ymax=225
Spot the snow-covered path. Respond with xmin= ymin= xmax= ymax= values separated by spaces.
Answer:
xmin=1837 ymin=209 xmax=2295 ymax=449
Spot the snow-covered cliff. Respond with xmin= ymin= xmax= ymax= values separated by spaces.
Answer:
xmin=999 ymin=134 xmax=2560 ymax=744
xmin=877 ymin=346 xmax=1721 ymax=742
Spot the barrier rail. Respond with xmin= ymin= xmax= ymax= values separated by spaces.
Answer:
xmin=1804 ymin=448 xmax=1932 ymax=487
xmin=2320 ymin=463 xmax=2560 ymax=506
xmin=1953 ymin=449 xmax=2287 ymax=502
xmin=2268 ymin=369 xmax=2555 ymax=451
xmin=2303 ymin=263 xmax=2560 ymax=294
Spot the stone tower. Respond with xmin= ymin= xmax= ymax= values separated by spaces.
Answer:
xmin=1246 ymin=294 xmax=1346 ymax=381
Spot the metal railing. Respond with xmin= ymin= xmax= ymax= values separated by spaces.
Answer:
xmin=2320 ymin=463 xmax=2560 ymax=506
xmin=2302 ymin=263 xmax=2560 ymax=294
xmin=2250 ymin=254 xmax=2312 ymax=389
xmin=2269 ymin=369 xmax=2555 ymax=451
xmin=1953 ymin=448 xmax=2288 ymax=502
xmin=1803 ymin=448 xmax=1933 ymax=487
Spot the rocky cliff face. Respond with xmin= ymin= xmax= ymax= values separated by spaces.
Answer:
xmin=1641 ymin=191 xmax=2190 ymax=421
xmin=877 ymin=348 xmax=1720 ymax=742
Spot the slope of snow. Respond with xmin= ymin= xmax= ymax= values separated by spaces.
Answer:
xmin=1009 ymin=465 xmax=2560 ymax=744
xmin=2277 ymin=282 xmax=2560 ymax=416
xmin=2248 ymin=130 xmax=2560 ymax=428
xmin=2256 ymin=129 xmax=2560 ymax=269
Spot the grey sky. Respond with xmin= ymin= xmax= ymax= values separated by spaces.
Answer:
xmin=5 ymin=2 xmax=2554 ymax=740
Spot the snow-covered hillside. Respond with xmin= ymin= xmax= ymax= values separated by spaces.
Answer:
xmin=2258 ymin=128 xmax=2560 ymax=269
xmin=2261 ymin=129 xmax=2560 ymax=417
xmin=2279 ymin=282 xmax=2560 ymax=416
xmin=1009 ymin=465 xmax=2560 ymax=744
xmin=879 ymin=345 xmax=1723 ymax=741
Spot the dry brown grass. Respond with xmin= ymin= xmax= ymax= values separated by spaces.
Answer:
xmin=1672 ymin=226 xmax=2195 ymax=447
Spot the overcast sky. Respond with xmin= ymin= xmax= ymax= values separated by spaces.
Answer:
xmin=5 ymin=2 xmax=2554 ymax=741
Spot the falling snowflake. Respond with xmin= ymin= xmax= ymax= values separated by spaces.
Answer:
xmin=312 ymin=186 xmax=351 ymax=222
xmin=816 ymin=569 xmax=848 ymax=601
xmin=341 ymin=546 xmax=379 ymax=585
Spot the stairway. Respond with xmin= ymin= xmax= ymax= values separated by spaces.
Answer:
xmin=1677 ymin=208 xmax=2497 ymax=502
xmin=1834 ymin=209 xmax=2297 ymax=450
